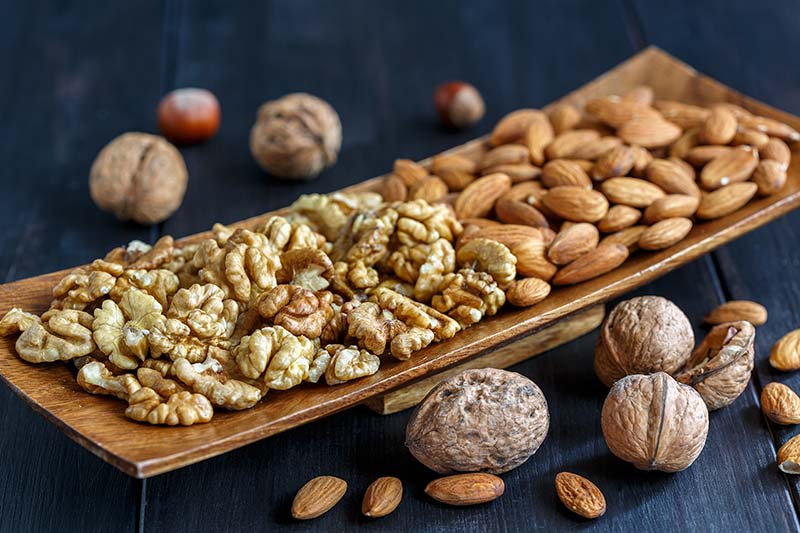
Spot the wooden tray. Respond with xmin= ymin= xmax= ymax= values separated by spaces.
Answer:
xmin=1 ymin=47 xmax=799 ymax=478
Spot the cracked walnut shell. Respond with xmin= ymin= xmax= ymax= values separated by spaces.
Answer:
xmin=406 ymin=368 xmax=549 ymax=474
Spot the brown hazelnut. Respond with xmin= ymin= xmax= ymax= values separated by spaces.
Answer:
xmin=594 ymin=296 xmax=694 ymax=387
xmin=156 ymin=88 xmax=220 ymax=144
xmin=434 ymin=81 xmax=485 ymax=130
xmin=249 ymin=93 xmax=341 ymax=180
xmin=405 ymin=368 xmax=549 ymax=474
xmin=601 ymin=372 xmax=709 ymax=472
xmin=89 ymin=132 xmax=188 ymax=225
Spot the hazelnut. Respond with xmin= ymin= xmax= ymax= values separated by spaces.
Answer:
xmin=434 ymin=81 xmax=485 ymax=130
xmin=594 ymin=296 xmax=694 ymax=387
xmin=89 ymin=132 xmax=188 ymax=225
xmin=601 ymin=372 xmax=709 ymax=472
xmin=249 ymin=93 xmax=341 ymax=180
xmin=156 ymin=88 xmax=220 ymax=144
xmin=405 ymin=368 xmax=549 ymax=474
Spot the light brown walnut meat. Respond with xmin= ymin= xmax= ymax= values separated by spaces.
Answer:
xmin=93 ymin=288 xmax=166 ymax=370
xmin=456 ymin=238 xmax=517 ymax=288
xmin=233 ymin=325 xmax=318 ymax=389
xmin=394 ymin=200 xmax=462 ymax=246
xmin=126 ymin=387 xmax=213 ymax=426
xmin=290 ymin=192 xmax=383 ymax=241
xmin=261 ymin=215 xmax=326 ymax=252
xmin=173 ymin=356 xmax=262 ymax=409
xmin=257 ymin=285 xmax=334 ymax=339
xmin=405 ymin=368 xmax=550 ymax=474
xmin=370 ymin=287 xmax=460 ymax=344
xmin=346 ymin=301 xmax=432 ymax=359
xmin=1 ymin=308 xmax=95 ymax=363
xmin=322 ymin=344 xmax=381 ymax=385
xmin=601 ymin=372 xmax=709 ymax=472
xmin=110 ymin=269 xmax=179 ymax=309
xmin=0 ymin=308 xmax=39 ymax=336
xmin=51 ymin=259 xmax=124 ymax=310
xmin=675 ymin=321 xmax=755 ymax=410
xmin=276 ymin=248 xmax=333 ymax=291
xmin=374 ymin=277 xmax=415 ymax=298
xmin=104 ymin=237 xmax=175 ymax=269
xmin=594 ymin=296 xmax=694 ymax=387
xmin=77 ymin=360 xmax=141 ymax=400
xmin=319 ymin=297 xmax=349 ymax=345
xmin=137 ymin=367 xmax=184 ymax=397
xmin=431 ymin=268 xmax=505 ymax=328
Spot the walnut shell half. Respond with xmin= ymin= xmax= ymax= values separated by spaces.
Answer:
xmin=405 ymin=368 xmax=549 ymax=474
xmin=601 ymin=372 xmax=708 ymax=472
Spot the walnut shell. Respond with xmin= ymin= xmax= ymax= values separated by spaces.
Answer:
xmin=249 ymin=93 xmax=341 ymax=180
xmin=601 ymin=372 xmax=708 ymax=472
xmin=89 ymin=132 xmax=188 ymax=225
xmin=594 ymin=296 xmax=694 ymax=387
xmin=405 ymin=368 xmax=549 ymax=474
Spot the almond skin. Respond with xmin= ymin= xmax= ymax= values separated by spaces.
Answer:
xmin=598 ymin=205 xmax=642 ymax=233
xmin=738 ymin=114 xmax=800 ymax=141
xmin=555 ymin=472 xmax=606 ymax=519
xmin=600 ymin=177 xmax=665 ymax=208
xmin=511 ymin=239 xmax=557 ymax=281
xmin=696 ymin=182 xmax=758 ymax=219
xmin=500 ymin=181 xmax=546 ymax=203
xmin=638 ymin=217 xmax=693 ymax=250
xmin=431 ymin=153 xmax=477 ymax=175
xmin=592 ymin=144 xmax=635 ymax=180
xmin=393 ymin=159 xmax=428 ymax=187
xmin=585 ymin=96 xmax=659 ymax=128
xmin=552 ymin=243 xmax=629 ymax=285
xmin=669 ymin=128 xmax=700 ymax=159
xmin=454 ymin=173 xmax=512 ymax=219
xmin=761 ymin=383 xmax=800 ymax=425
xmin=547 ymin=223 xmax=599 ymax=265
xmin=478 ymin=144 xmax=530 ymax=171
xmin=630 ymin=145 xmax=654 ymax=177
xmin=752 ymin=160 xmax=788 ymax=196
xmin=525 ymin=117 xmax=555 ymax=165
xmin=545 ymin=129 xmax=600 ymax=160
xmin=653 ymin=100 xmax=710 ymax=129
xmin=699 ymin=146 xmax=759 ymax=189
xmin=778 ymin=434 xmax=800 ymax=473
xmin=494 ymin=197 xmax=549 ymax=228
xmin=617 ymin=116 xmax=682 ymax=148
xmin=684 ymin=145 xmax=734 ymax=166
xmin=548 ymin=104 xmax=581 ymax=134
xmin=409 ymin=176 xmax=448 ymax=202
xmin=382 ymin=174 xmax=408 ymax=202
xmin=438 ymin=168 xmax=475 ymax=192
xmin=700 ymin=106 xmax=737 ymax=145
xmin=481 ymin=163 xmax=541 ymax=183
xmin=362 ymin=476 xmax=403 ymax=518
xmin=542 ymin=160 xmax=592 ymax=188
xmin=770 ymin=329 xmax=800 ymax=372
xmin=425 ymin=473 xmax=505 ymax=506
xmin=704 ymin=300 xmax=767 ymax=326
xmin=490 ymin=109 xmax=546 ymax=146
xmin=761 ymin=137 xmax=792 ymax=166
xmin=291 ymin=476 xmax=348 ymax=520
xmin=643 ymin=194 xmax=699 ymax=224
xmin=542 ymin=186 xmax=609 ymax=223
xmin=506 ymin=277 xmax=551 ymax=307
xmin=600 ymin=225 xmax=646 ymax=252
xmin=569 ymin=136 xmax=623 ymax=161
xmin=460 ymin=224 xmax=543 ymax=250
xmin=646 ymin=158 xmax=701 ymax=197
xmin=732 ymin=128 xmax=770 ymax=148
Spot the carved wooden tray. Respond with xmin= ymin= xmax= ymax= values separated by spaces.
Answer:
xmin=1 ymin=47 xmax=799 ymax=478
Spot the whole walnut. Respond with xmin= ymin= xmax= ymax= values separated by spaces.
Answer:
xmin=249 ymin=93 xmax=341 ymax=180
xmin=594 ymin=296 xmax=694 ymax=387
xmin=602 ymin=372 xmax=709 ymax=472
xmin=89 ymin=132 xmax=188 ymax=225
xmin=405 ymin=368 xmax=549 ymax=474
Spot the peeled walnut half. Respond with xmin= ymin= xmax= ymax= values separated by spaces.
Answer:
xmin=110 ymin=268 xmax=179 ymax=309
xmin=233 ymin=325 xmax=317 ymax=389
xmin=0 ymin=308 xmax=96 ymax=363
xmin=173 ymin=356 xmax=263 ymax=410
xmin=276 ymin=248 xmax=333 ymax=291
xmin=77 ymin=360 xmax=141 ymax=400
xmin=394 ymin=199 xmax=462 ymax=247
xmin=257 ymin=285 xmax=335 ymax=339
xmin=431 ymin=268 xmax=505 ymax=328
xmin=675 ymin=321 xmax=755 ymax=410
xmin=370 ymin=287 xmax=460 ymax=344
xmin=51 ymin=259 xmax=124 ymax=311
xmin=346 ymin=301 xmax=433 ymax=360
xmin=126 ymin=387 xmax=214 ymax=426
xmin=322 ymin=344 xmax=381 ymax=385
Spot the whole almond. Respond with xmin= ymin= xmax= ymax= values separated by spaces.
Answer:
xmin=601 ymin=177 xmax=665 ymax=208
xmin=585 ymin=96 xmax=659 ymax=128
xmin=479 ymin=144 xmax=530 ymax=171
xmin=643 ymin=194 xmax=699 ymax=223
xmin=495 ymin=197 xmax=549 ymax=227
xmin=431 ymin=153 xmax=477 ymax=174
xmin=438 ymin=168 xmax=475 ymax=191
xmin=600 ymin=225 xmax=646 ymax=252
xmin=761 ymin=137 xmax=791 ymax=166
xmin=362 ymin=476 xmax=403 ymax=518
xmin=700 ymin=146 xmax=759 ymax=189
xmin=490 ymin=109 xmax=547 ymax=146
xmin=506 ymin=277 xmax=551 ymax=307
xmin=653 ymin=100 xmax=710 ymax=129
xmin=543 ymin=186 xmax=609 ymax=222
xmin=526 ymin=117 xmax=555 ymax=165
xmin=622 ymin=85 xmax=654 ymax=106
xmin=715 ymin=102 xmax=752 ymax=119
xmin=684 ymin=145 xmax=734 ymax=166
xmin=410 ymin=176 xmax=449 ymax=202
xmin=552 ymin=243 xmax=628 ymax=285
xmin=598 ymin=205 xmax=642 ymax=233
xmin=753 ymin=160 xmax=788 ymax=196
xmin=569 ymin=136 xmax=623 ymax=161
xmin=761 ymin=383 xmax=800 ymax=425
xmin=500 ymin=181 xmax=546 ymax=203
xmin=646 ymin=158 xmax=701 ymax=197
xmin=700 ymin=106 xmax=737 ymax=145
xmin=545 ymin=129 xmax=600 ymax=160
xmin=738 ymin=114 xmax=800 ymax=141
xmin=542 ymin=160 xmax=592 ymax=188
xmin=555 ymin=472 xmax=606 ymax=519
xmin=394 ymin=159 xmax=428 ymax=186
xmin=638 ymin=217 xmax=693 ymax=250
xmin=511 ymin=239 xmax=557 ymax=281
xmin=481 ymin=163 xmax=541 ymax=183
xmin=669 ymin=128 xmax=700 ymax=159
xmin=630 ymin=145 xmax=653 ymax=177
xmin=455 ymin=173 xmax=512 ymax=219
xmin=617 ymin=116 xmax=682 ymax=148
xmin=696 ymin=182 xmax=758 ymax=219
xmin=291 ymin=476 xmax=348 ymax=520
xmin=770 ymin=329 xmax=800 ymax=372
xmin=460 ymin=217 xmax=501 ymax=229
xmin=732 ymin=128 xmax=770 ymax=148
xmin=592 ymin=145 xmax=635 ymax=179
xmin=382 ymin=174 xmax=408 ymax=202
xmin=548 ymin=223 xmax=599 ymax=265
xmin=778 ymin=434 xmax=800 ymax=473
xmin=425 ymin=473 xmax=505 ymax=506
xmin=704 ymin=300 xmax=767 ymax=326
xmin=461 ymin=225 xmax=544 ymax=250
xmin=549 ymin=104 xmax=582 ymax=134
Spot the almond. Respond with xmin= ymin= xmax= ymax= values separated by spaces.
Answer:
xmin=622 ymin=85 xmax=654 ymax=106
xmin=555 ymin=472 xmax=606 ymax=519
xmin=393 ymin=159 xmax=428 ymax=186
xmin=425 ymin=473 xmax=505 ymax=506
xmin=478 ymin=144 xmax=530 ymax=171
xmin=362 ymin=476 xmax=403 ymax=518
xmin=382 ymin=174 xmax=408 ymax=202
xmin=585 ymin=96 xmax=659 ymax=128
xmin=761 ymin=137 xmax=791 ymax=166
xmin=409 ymin=176 xmax=448 ymax=202
xmin=495 ymin=197 xmax=549 ymax=227
xmin=600 ymin=225 xmax=646 ymax=252
xmin=511 ymin=239 xmax=557 ymax=281
xmin=645 ymin=158 xmax=701 ymax=197
xmin=438 ymin=168 xmax=475 ymax=191
xmin=761 ymin=383 xmax=800 ymax=425
xmin=461 ymin=224 xmax=544 ymax=250
xmin=548 ymin=104 xmax=582 ymax=134
xmin=696 ymin=182 xmax=757 ymax=219
xmin=638 ymin=217 xmax=693 ymax=250
xmin=753 ymin=160 xmax=788 ymax=196
xmin=699 ymin=146 xmax=759 ymax=189
xmin=460 ymin=217 xmax=501 ymax=229
xmin=435 ymin=192 xmax=459 ymax=207
xmin=715 ymin=102 xmax=752 ymax=119
xmin=684 ymin=145 xmax=733 ymax=166
xmin=778 ymin=434 xmax=800 ymax=473
xmin=598 ymin=205 xmax=642 ymax=233
xmin=732 ymin=128 xmax=770 ymax=148
xmin=482 ymin=163 xmax=541 ymax=183
xmin=454 ymin=173 xmax=512 ymax=219
xmin=630 ymin=145 xmax=653 ymax=177
xmin=669 ymin=127 xmax=700 ymax=159
xmin=552 ymin=243 xmax=628 ymax=285
xmin=542 ymin=160 xmax=592 ymax=188
xmin=700 ymin=106 xmax=737 ymax=145
xmin=545 ymin=129 xmax=600 ymax=160
xmin=525 ymin=117 xmax=555 ymax=165
xmin=738 ymin=114 xmax=800 ymax=141
xmin=600 ymin=177 xmax=665 ymax=208
xmin=704 ymin=300 xmax=767 ymax=326
xmin=291 ymin=476 xmax=348 ymax=520
xmin=643 ymin=194 xmax=699 ymax=223
xmin=431 ymin=153 xmax=477 ymax=175
xmin=592 ymin=145 xmax=635 ymax=180
xmin=500 ymin=181 xmax=546 ymax=203
xmin=506 ymin=277 xmax=551 ymax=307
xmin=653 ymin=100 xmax=710 ymax=129
xmin=569 ymin=136 xmax=623 ymax=161
xmin=547 ymin=223 xmax=599 ymax=265
xmin=542 ymin=186 xmax=609 ymax=222
xmin=618 ymin=116 xmax=682 ymax=148
xmin=540 ymin=227 xmax=556 ymax=246
xmin=770 ymin=329 xmax=800 ymax=371
xmin=490 ymin=109 xmax=547 ymax=146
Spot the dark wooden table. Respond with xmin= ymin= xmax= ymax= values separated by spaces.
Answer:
xmin=1 ymin=1 xmax=799 ymax=531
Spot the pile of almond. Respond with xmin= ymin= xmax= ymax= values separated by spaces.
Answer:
xmin=382 ymin=86 xmax=796 ymax=305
